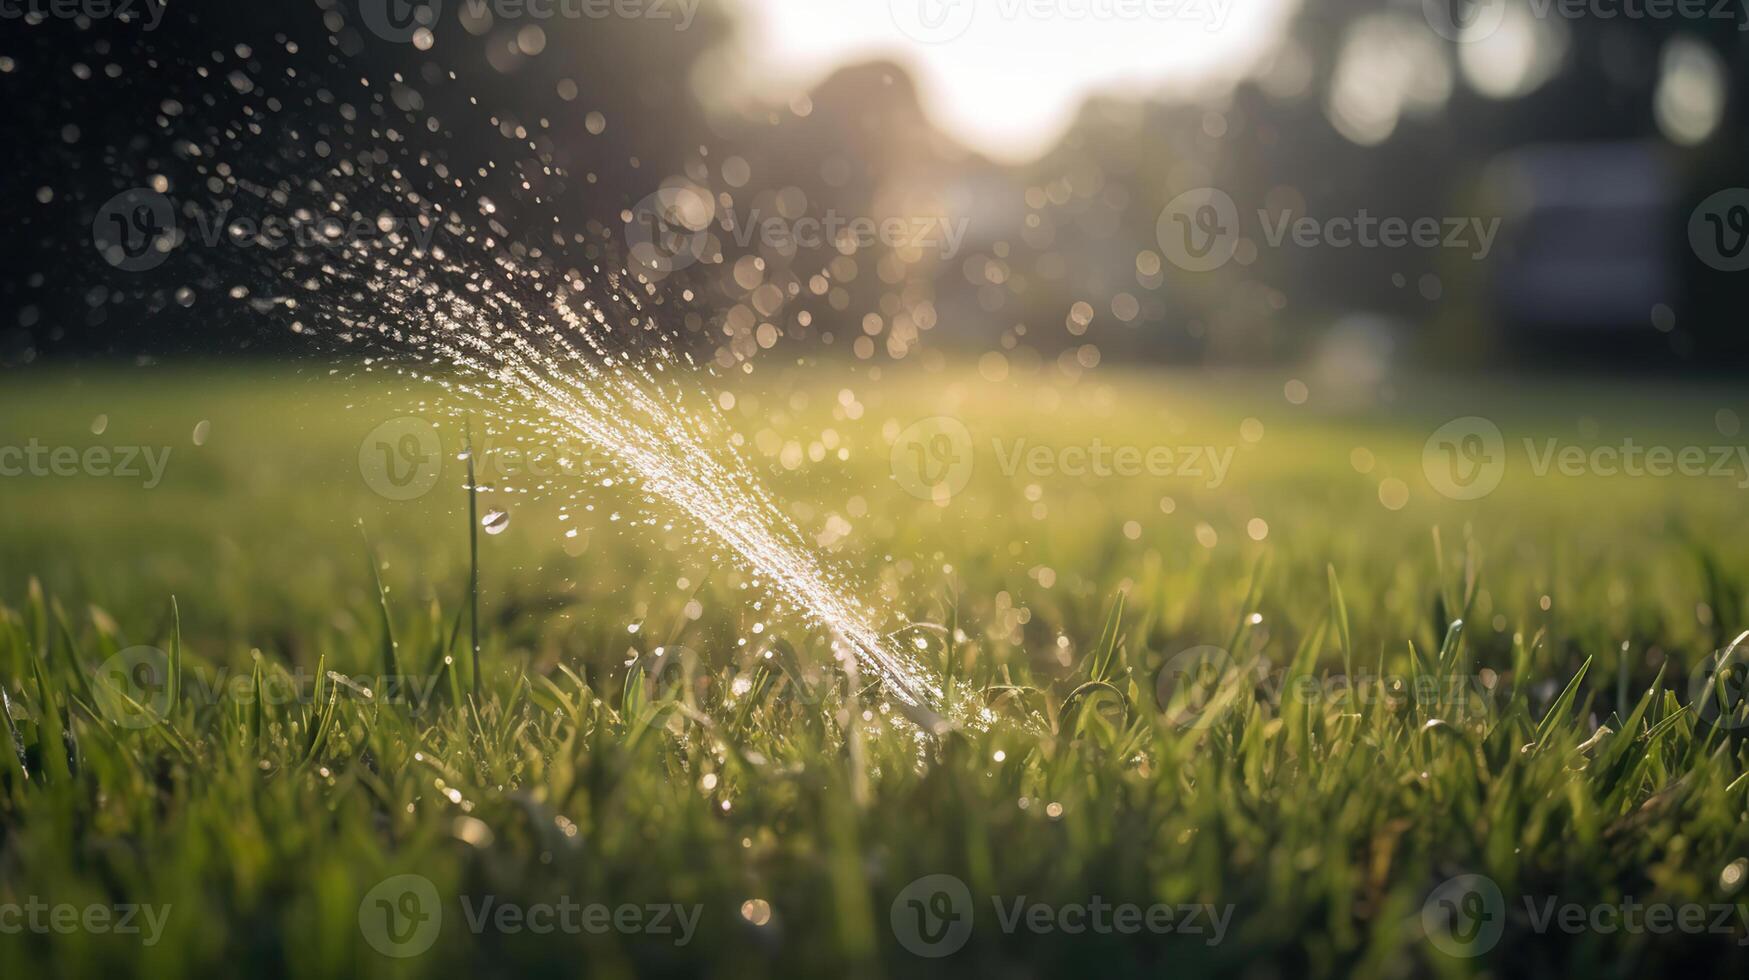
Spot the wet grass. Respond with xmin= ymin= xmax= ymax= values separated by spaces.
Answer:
xmin=0 ymin=362 xmax=1747 ymax=978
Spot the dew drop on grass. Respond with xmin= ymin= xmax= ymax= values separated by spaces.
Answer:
xmin=481 ymin=508 xmax=510 ymax=535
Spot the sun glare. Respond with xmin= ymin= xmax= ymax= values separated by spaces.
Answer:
xmin=718 ymin=0 xmax=1299 ymax=161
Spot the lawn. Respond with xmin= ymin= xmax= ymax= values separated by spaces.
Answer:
xmin=0 ymin=360 xmax=1746 ymax=977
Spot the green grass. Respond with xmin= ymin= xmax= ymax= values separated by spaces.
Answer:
xmin=1 ymin=363 xmax=1747 ymax=977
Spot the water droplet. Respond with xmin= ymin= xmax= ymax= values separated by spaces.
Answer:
xmin=740 ymin=899 xmax=772 ymax=926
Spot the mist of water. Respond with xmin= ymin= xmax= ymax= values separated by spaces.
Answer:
xmin=79 ymin=37 xmax=960 ymax=722
xmin=335 ymin=248 xmax=946 ymax=716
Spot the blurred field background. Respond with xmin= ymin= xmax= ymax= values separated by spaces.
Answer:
xmin=8 ymin=1 xmax=1749 ymax=372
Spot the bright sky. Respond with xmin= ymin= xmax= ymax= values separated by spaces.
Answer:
xmin=719 ymin=0 xmax=1298 ymax=162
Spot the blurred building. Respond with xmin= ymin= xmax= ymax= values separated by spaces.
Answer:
xmin=1486 ymin=142 xmax=1675 ymax=332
